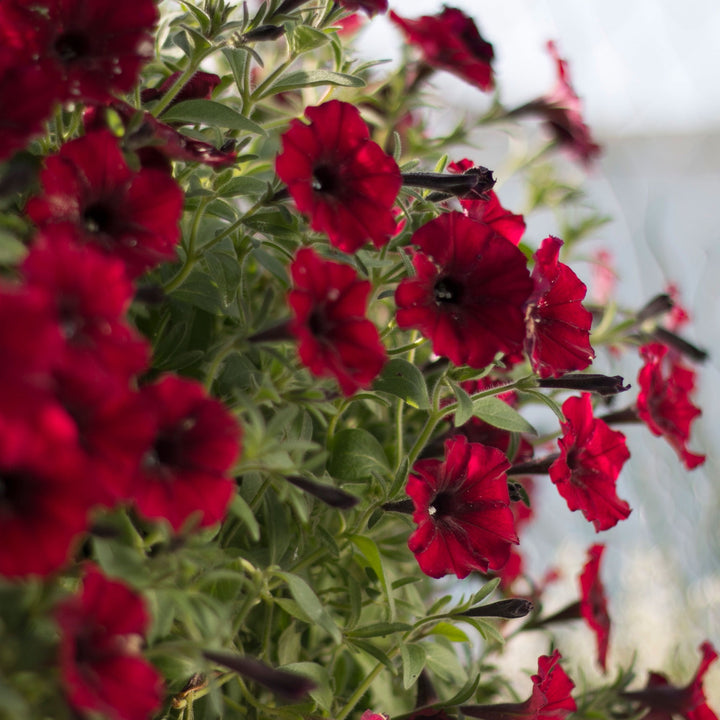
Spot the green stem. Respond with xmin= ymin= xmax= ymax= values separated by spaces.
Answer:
xmin=151 ymin=48 xmax=216 ymax=117
xmin=163 ymin=197 xmax=208 ymax=293
xmin=335 ymin=660 xmax=387 ymax=720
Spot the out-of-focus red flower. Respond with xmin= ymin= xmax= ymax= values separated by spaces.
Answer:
xmin=579 ymin=543 xmax=610 ymax=672
xmin=84 ymin=101 xmax=238 ymax=170
xmin=23 ymin=228 xmax=149 ymax=389
xmin=26 ymin=130 xmax=184 ymax=278
xmin=524 ymin=236 xmax=595 ymax=378
xmin=55 ymin=565 xmax=165 ymax=720
xmin=622 ymin=642 xmax=718 ymax=720
xmin=590 ymin=249 xmax=616 ymax=305
xmin=338 ymin=0 xmax=387 ymax=17
xmin=406 ymin=435 xmax=518 ymax=579
xmin=449 ymin=159 xmax=526 ymax=245
xmin=141 ymin=70 xmax=221 ymax=105
xmin=390 ymin=7 xmax=495 ymax=91
xmin=550 ymin=393 xmax=631 ymax=532
xmin=0 ymin=405 xmax=90 ymax=578
xmin=360 ymin=712 xmax=389 ymax=720
xmin=0 ymin=0 xmax=157 ymax=103
xmin=395 ymin=212 xmax=532 ymax=368
xmin=335 ymin=13 xmax=365 ymax=36
xmin=276 ymin=100 xmax=401 ymax=253
xmin=637 ymin=343 xmax=705 ymax=470
xmin=288 ymin=247 xmax=386 ymax=396
xmin=530 ymin=41 xmax=601 ymax=165
xmin=0 ymin=49 xmax=60 ymax=160
xmin=463 ymin=650 xmax=576 ymax=720
xmin=131 ymin=375 xmax=241 ymax=531
xmin=665 ymin=282 xmax=690 ymax=332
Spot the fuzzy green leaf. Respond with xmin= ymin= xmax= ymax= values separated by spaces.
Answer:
xmin=472 ymin=396 xmax=537 ymax=435
xmin=373 ymin=359 xmax=431 ymax=410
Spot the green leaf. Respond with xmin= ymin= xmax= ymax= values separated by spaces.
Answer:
xmin=228 ymin=494 xmax=260 ymax=542
xmin=442 ymin=674 xmax=481 ymax=707
xmin=0 ymin=233 xmax=27 ymax=264
xmin=457 ymin=616 xmax=506 ymax=645
xmin=347 ymin=622 xmax=411 ymax=639
xmin=348 ymin=639 xmax=396 ymax=673
xmin=469 ymin=577 xmax=501 ymax=606
xmin=161 ymin=99 xmax=266 ymax=134
xmin=349 ymin=535 xmax=395 ymax=621
xmin=328 ymin=428 xmax=389 ymax=482
xmin=263 ymin=69 xmax=365 ymax=96
xmin=274 ymin=597 xmax=312 ymax=624
xmin=275 ymin=572 xmax=341 ymax=643
xmin=287 ymin=24 xmax=330 ymax=54
xmin=448 ymin=378 xmax=473 ymax=426
xmin=429 ymin=622 xmax=470 ymax=643
xmin=281 ymin=662 xmax=332 ymax=711
xmin=218 ymin=175 xmax=269 ymax=197
xmin=523 ymin=388 xmax=566 ymax=422
xmin=400 ymin=643 xmax=426 ymax=689
xmin=373 ymin=359 xmax=431 ymax=410
xmin=169 ymin=267 xmax=224 ymax=315
xmin=472 ymin=396 xmax=537 ymax=435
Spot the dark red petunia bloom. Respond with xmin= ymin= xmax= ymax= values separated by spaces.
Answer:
xmin=84 ymin=100 xmax=238 ymax=171
xmin=141 ymin=70 xmax=221 ymax=105
xmin=131 ymin=375 xmax=240 ymax=532
xmin=0 ymin=0 xmax=157 ymax=103
xmin=0 ymin=404 xmax=91 ymax=578
xmin=26 ymin=130 xmax=184 ymax=278
xmin=338 ymin=0 xmax=387 ymax=17
xmin=463 ymin=650 xmax=577 ymax=720
xmin=55 ymin=565 xmax=165 ymax=720
xmin=276 ymin=100 xmax=401 ymax=253
xmin=579 ymin=543 xmax=611 ymax=672
xmin=23 ymin=228 xmax=149 ymax=389
xmin=0 ymin=49 xmax=60 ymax=160
xmin=395 ymin=212 xmax=533 ymax=368
xmin=406 ymin=435 xmax=518 ymax=579
xmin=390 ymin=7 xmax=495 ymax=91
xmin=550 ymin=393 xmax=631 ymax=531
xmin=521 ymin=41 xmax=600 ymax=166
xmin=288 ymin=247 xmax=386 ymax=396
xmin=637 ymin=343 xmax=705 ymax=470
xmin=524 ymin=236 xmax=595 ymax=378
xmin=449 ymin=159 xmax=526 ymax=245
xmin=622 ymin=642 xmax=718 ymax=720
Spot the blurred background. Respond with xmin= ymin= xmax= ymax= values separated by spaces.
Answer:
xmin=357 ymin=0 xmax=720 ymax=698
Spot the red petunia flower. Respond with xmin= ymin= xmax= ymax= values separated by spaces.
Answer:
xmin=26 ymin=130 xmax=184 ymax=278
xmin=550 ymin=393 xmax=631 ymax=532
xmin=0 ymin=49 xmax=60 ymax=160
xmin=130 ymin=375 xmax=241 ymax=532
xmin=55 ymin=565 xmax=165 ymax=720
xmin=0 ymin=404 xmax=90 ymax=578
xmin=23 ymin=228 xmax=149 ymax=389
xmin=338 ymin=0 xmax=387 ymax=17
xmin=395 ymin=212 xmax=533 ymax=368
xmin=361 ymin=712 xmax=389 ymax=720
xmin=0 ymin=0 xmax=157 ymax=103
xmin=276 ymin=100 xmax=401 ymax=253
xmin=390 ymin=7 xmax=495 ymax=91
xmin=449 ymin=159 xmax=526 ymax=245
xmin=522 ymin=41 xmax=600 ymax=166
xmin=637 ymin=343 xmax=705 ymax=470
xmin=463 ymin=650 xmax=576 ymax=720
xmin=622 ymin=642 xmax=718 ymax=720
xmin=579 ymin=543 xmax=611 ymax=672
xmin=406 ymin=435 xmax=518 ymax=579
xmin=288 ymin=247 xmax=386 ymax=396
xmin=524 ymin=236 xmax=595 ymax=378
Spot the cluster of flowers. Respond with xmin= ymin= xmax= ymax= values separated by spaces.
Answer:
xmin=0 ymin=1 xmax=714 ymax=719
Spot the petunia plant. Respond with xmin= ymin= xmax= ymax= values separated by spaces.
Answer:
xmin=0 ymin=1 xmax=714 ymax=720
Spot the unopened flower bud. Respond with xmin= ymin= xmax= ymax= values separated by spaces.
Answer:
xmin=285 ymin=475 xmax=359 ymax=509
xmin=537 ymin=373 xmax=630 ymax=396
xmin=460 ymin=598 xmax=534 ymax=619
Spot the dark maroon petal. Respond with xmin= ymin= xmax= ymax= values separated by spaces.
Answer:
xmin=338 ymin=0 xmax=387 ymax=17
xmin=390 ymin=7 xmax=494 ymax=91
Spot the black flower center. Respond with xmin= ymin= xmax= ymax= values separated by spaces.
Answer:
xmin=312 ymin=164 xmax=339 ymax=194
xmin=428 ymin=490 xmax=456 ymax=519
xmin=54 ymin=31 xmax=90 ymax=63
xmin=83 ymin=202 xmax=114 ymax=235
xmin=308 ymin=309 xmax=330 ymax=337
xmin=0 ymin=472 xmax=30 ymax=516
xmin=433 ymin=277 xmax=463 ymax=305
